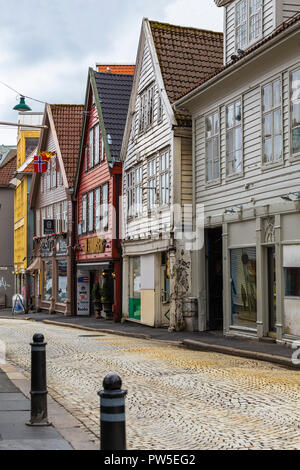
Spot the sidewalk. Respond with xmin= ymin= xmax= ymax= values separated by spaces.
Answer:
xmin=0 ymin=363 xmax=98 ymax=450
xmin=0 ymin=309 xmax=298 ymax=369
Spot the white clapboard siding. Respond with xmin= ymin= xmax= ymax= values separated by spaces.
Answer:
xmin=123 ymin=39 xmax=174 ymax=240
xmin=194 ymin=54 xmax=300 ymax=219
xmin=225 ymin=0 xmax=275 ymax=64
xmin=282 ymin=1 xmax=300 ymax=21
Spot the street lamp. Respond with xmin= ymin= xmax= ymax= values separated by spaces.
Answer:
xmin=13 ymin=96 xmax=32 ymax=112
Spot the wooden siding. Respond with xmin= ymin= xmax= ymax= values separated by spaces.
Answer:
xmin=282 ymin=0 xmax=300 ymax=21
xmin=224 ymin=0 xmax=274 ymax=64
xmin=123 ymin=40 xmax=174 ymax=240
xmin=181 ymin=137 xmax=193 ymax=207
xmin=193 ymin=40 xmax=300 ymax=219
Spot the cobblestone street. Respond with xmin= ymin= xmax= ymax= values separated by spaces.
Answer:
xmin=0 ymin=319 xmax=299 ymax=450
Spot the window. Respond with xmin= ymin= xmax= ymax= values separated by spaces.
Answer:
xmin=148 ymin=158 xmax=157 ymax=210
xmin=51 ymin=157 xmax=57 ymax=188
xmin=226 ymin=100 xmax=242 ymax=175
xmin=84 ymin=146 xmax=88 ymax=172
xmin=82 ymin=194 xmax=87 ymax=234
xmin=89 ymin=128 xmax=94 ymax=169
xmin=285 ymin=268 xmax=300 ymax=297
xmin=231 ymin=247 xmax=257 ymax=329
xmin=43 ymin=261 xmax=52 ymax=301
xmin=102 ymin=183 xmax=109 ymax=231
xmin=205 ymin=111 xmax=220 ymax=182
xmin=157 ymin=94 xmax=163 ymax=123
xmin=101 ymin=137 xmax=105 ymax=161
xmin=55 ymin=202 xmax=61 ymax=233
xmin=47 ymin=205 xmax=53 ymax=220
xmin=139 ymin=86 xmax=155 ymax=133
xmin=263 ymin=79 xmax=282 ymax=163
xmin=88 ymin=191 xmax=94 ymax=232
xmin=95 ymin=187 xmax=101 ymax=231
xmin=94 ymin=124 xmax=100 ymax=165
xmin=236 ymin=0 xmax=262 ymax=50
xmin=127 ymin=171 xmax=135 ymax=218
xmin=36 ymin=209 xmax=41 ymax=237
xmin=135 ymin=167 xmax=143 ymax=215
xmin=57 ymin=260 xmax=67 ymax=303
xmin=159 ymin=149 xmax=170 ymax=205
xmin=62 ymin=201 xmax=68 ymax=233
xmin=41 ymin=207 xmax=46 ymax=235
xmin=291 ymin=69 xmax=300 ymax=156
xmin=46 ymin=163 xmax=51 ymax=190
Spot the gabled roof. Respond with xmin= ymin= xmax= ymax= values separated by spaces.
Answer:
xmin=93 ymin=71 xmax=134 ymax=159
xmin=0 ymin=156 xmax=17 ymax=186
xmin=96 ymin=64 xmax=135 ymax=75
xmin=149 ymin=21 xmax=223 ymax=103
xmin=15 ymin=149 xmax=36 ymax=179
xmin=49 ymin=104 xmax=84 ymax=187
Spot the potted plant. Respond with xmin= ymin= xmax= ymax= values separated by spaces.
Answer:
xmin=100 ymin=275 xmax=113 ymax=319
xmin=92 ymin=282 xmax=102 ymax=319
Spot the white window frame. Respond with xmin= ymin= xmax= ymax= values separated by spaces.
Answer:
xmin=138 ymin=85 xmax=155 ymax=134
xmin=88 ymin=191 xmax=94 ymax=233
xmin=235 ymin=0 xmax=262 ymax=51
xmin=62 ymin=201 xmax=68 ymax=233
xmin=41 ymin=207 xmax=46 ymax=236
xmin=94 ymin=124 xmax=100 ymax=165
xmin=134 ymin=166 xmax=143 ymax=216
xmin=157 ymin=93 xmax=163 ymax=123
xmin=101 ymin=137 xmax=105 ymax=161
xmin=127 ymin=171 xmax=135 ymax=218
xmin=159 ymin=149 xmax=170 ymax=206
xmin=147 ymin=157 xmax=157 ymax=210
xmin=82 ymin=194 xmax=87 ymax=234
xmin=95 ymin=187 xmax=101 ymax=232
xmin=51 ymin=157 xmax=57 ymax=188
xmin=102 ymin=183 xmax=109 ymax=232
xmin=291 ymin=67 xmax=300 ymax=158
xmin=226 ymin=98 xmax=243 ymax=176
xmin=205 ymin=110 xmax=220 ymax=184
xmin=55 ymin=202 xmax=61 ymax=233
xmin=261 ymin=76 xmax=283 ymax=166
xmin=88 ymin=128 xmax=94 ymax=169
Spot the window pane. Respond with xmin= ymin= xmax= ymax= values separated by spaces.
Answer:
xmin=292 ymin=102 xmax=300 ymax=128
xmin=263 ymin=85 xmax=272 ymax=111
xmin=235 ymin=149 xmax=242 ymax=172
xmin=273 ymin=109 xmax=281 ymax=135
xmin=57 ymin=261 xmax=67 ymax=303
xmin=285 ymin=267 xmax=300 ymax=297
xmin=249 ymin=12 xmax=261 ymax=41
xmin=43 ymin=261 xmax=52 ymax=301
xmin=237 ymin=24 xmax=247 ymax=49
xmin=292 ymin=128 xmax=300 ymax=155
xmin=264 ymin=113 xmax=272 ymax=138
xmin=273 ymin=80 xmax=281 ymax=107
xmin=94 ymin=125 xmax=99 ymax=164
xmin=235 ymin=101 xmax=242 ymax=124
xmin=214 ymin=113 xmax=219 ymax=133
xmin=236 ymin=0 xmax=247 ymax=26
xmin=235 ymin=126 xmax=242 ymax=151
xmin=227 ymin=129 xmax=234 ymax=155
xmin=264 ymin=138 xmax=272 ymax=162
xmin=274 ymin=135 xmax=283 ymax=161
xmin=206 ymin=116 xmax=213 ymax=138
xmin=231 ymin=247 xmax=257 ymax=328
xmin=89 ymin=130 xmax=93 ymax=168
xmin=227 ymin=105 xmax=234 ymax=128
xmin=291 ymin=70 xmax=300 ymax=101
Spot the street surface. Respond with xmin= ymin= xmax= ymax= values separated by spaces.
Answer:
xmin=0 ymin=319 xmax=299 ymax=450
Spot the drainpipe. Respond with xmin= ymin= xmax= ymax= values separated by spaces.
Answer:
xmin=116 ymin=173 xmax=122 ymax=322
xmin=70 ymin=188 xmax=76 ymax=316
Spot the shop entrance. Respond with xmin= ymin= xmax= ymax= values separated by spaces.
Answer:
xmin=206 ymin=227 xmax=223 ymax=330
xmin=267 ymin=247 xmax=276 ymax=334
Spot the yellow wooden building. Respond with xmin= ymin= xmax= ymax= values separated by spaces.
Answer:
xmin=12 ymin=112 xmax=43 ymax=308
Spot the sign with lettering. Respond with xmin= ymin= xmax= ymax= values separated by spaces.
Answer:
xmin=43 ymin=219 xmax=55 ymax=235
xmin=77 ymin=271 xmax=90 ymax=316
xmin=56 ymin=238 xmax=68 ymax=257
xmin=84 ymin=237 xmax=106 ymax=255
xmin=40 ymin=239 xmax=55 ymax=257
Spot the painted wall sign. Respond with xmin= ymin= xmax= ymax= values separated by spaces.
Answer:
xmin=84 ymin=237 xmax=106 ymax=255
xmin=0 ymin=276 xmax=10 ymax=290
xmin=56 ymin=239 xmax=68 ymax=257
xmin=40 ymin=239 xmax=55 ymax=257
xmin=77 ymin=271 xmax=90 ymax=316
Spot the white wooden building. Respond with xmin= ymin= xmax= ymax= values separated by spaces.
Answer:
xmin=175 ymin=1 xmax=300 ymax=342
xmin=121 ymin=19 xmax=223 ymax=330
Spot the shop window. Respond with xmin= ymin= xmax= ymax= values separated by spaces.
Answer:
xmin=57 ymin=260 xmax=67 ymax=303
xmin=230 ymin=247 xmax=257 ymax=328
xmin=129 ymin=257 xmax=141 ymax=320
xmin=43 ymin=261 xmax=52 ymax=301
xmin=285 ymin=268 xmax=300 ymax=297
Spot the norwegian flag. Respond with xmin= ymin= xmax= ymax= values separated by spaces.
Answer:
xmin=34 ymin=155 xmax=47 ymax=173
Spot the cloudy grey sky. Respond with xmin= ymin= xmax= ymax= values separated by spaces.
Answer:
xmin=0 ymin=0 xmax=223 ymax=145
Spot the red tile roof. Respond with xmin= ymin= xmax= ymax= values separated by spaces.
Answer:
xmin=177 ymin=12 xmax=300 ymax=102
xmin=149 ymin=21 xmax=223 ymax=104
xmin=96 ymin=65 xmax=135 ymax=75
xmin=0 ymin=155 xmax=16 ymax=186
xmin=50 ymin=104 xmax=84 ymax=187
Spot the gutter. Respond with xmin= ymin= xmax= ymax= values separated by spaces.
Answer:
xmin=175 ymin=19 xmax=300 ymax=108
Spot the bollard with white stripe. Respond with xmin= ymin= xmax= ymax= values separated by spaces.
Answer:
xmin=98 ymin=374 xmax=127 ymax=450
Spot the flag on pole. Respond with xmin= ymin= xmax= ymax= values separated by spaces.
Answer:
xmin=34 ymin=155 xmax=47 ymax=173
xmin=39 ymin=151 xmax=56 ymax=162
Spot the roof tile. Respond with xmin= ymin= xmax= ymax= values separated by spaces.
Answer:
xmin=0 ymin=156 xmax=17 ymax=186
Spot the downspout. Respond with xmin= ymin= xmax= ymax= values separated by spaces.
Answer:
xmin=71 ymin=188 xmax=76 ymax=316
xmin=115 ymin=172 xmax=122 ymax=322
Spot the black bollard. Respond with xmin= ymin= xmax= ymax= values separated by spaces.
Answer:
xmin=98 ymin=374 xmax=127 ymax=450
xmin=26 ymin=333 xmax=51 ymax=426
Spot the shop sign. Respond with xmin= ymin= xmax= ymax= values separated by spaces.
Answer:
xmin=77 ymin=272 xmax=90 ymax=316
xmin=84 ymin=237 xmax=106 ymax=255
xmin=43 ymin=219 xmax=55 ymax=235
xmin=40 ymin=239 xmax=55 ymax=257
xmin=56 ymin=238 xmax=68 ymax=257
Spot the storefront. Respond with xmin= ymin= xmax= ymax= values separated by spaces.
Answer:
xmin=204 ymin=208 xmax=300 ymax=343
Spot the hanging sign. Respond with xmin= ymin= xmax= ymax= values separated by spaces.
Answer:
xmin=43 ymin=219 xmax=55 ymax=235
xmin=84 ymin=237 xmax=106 ymax=255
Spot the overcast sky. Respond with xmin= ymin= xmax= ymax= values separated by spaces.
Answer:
xmin=0 ymin=0 xmax=223 ymax=145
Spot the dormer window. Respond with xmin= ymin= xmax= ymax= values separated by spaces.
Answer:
xmin=236 ymin=0 xmax=262 ymax=51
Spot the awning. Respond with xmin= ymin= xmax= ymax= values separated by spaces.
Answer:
xmin=26 ymin=257 xmax=42 ymax=272
xmin=77 ymin=262 xmax=110 ymax=271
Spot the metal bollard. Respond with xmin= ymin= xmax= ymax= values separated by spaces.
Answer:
xmin=26 ymin=333 xmax=51 ymax=426
xmin=98 ymin=374 xmax=127 ymax=450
